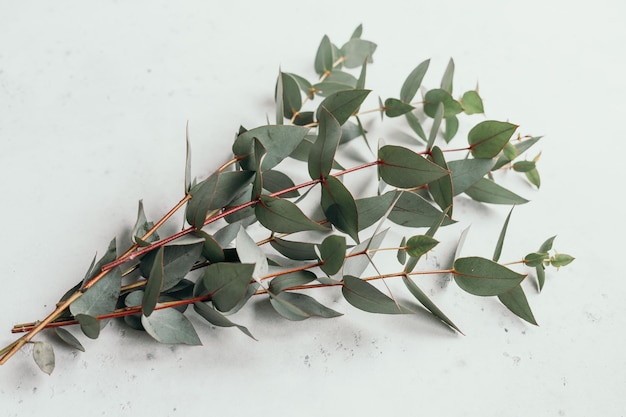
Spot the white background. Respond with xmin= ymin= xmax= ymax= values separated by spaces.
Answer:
xmin=1 ymin=1 xmax=624 ymax=416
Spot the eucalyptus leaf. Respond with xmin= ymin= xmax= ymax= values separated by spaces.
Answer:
xmin=317 ymin=89 xmax=370 ymax=125
xmin=406 ymin=235 xmax=439 ymax=258
xmin=277 ymin=71 xmax=302 ymax=120
xmin=427 ymin=102 xmax=444 ymax=150
xmin=270 ymin=292 xmax=342 ymax=321
xmin=319 ymin=235 xmax=346 ymax=276
xmin=388 ymin=191 xmax=455 ymax=228
xmin=402 ymin=276 xmax=462 ymax=333
xmin=32 ymin=341 xmax=55 ymax=375
xmin=405 ymin=112 xmax=427 ymax=141
xmin=340 ymin=38 xmax=376 ymax=68
xmin=53 ymin=327 xmax=85 ymax=352
xmin=355 ymin=191 xmax=397 ymax=231
xmin=497 ymin=285 xmax=538 ymax=325
xmin=444 ymin=116 xmax=459 ymax=142
xmin=132 ymin=200 xmax=159 ymax=245
xmin=75 ymin=314 xmax=100 ymax=339
xmin=448 ymin=158 xmax=496 ymax=196
xmin=428 ymin=146 xmax=453 ymax=214
xmin=464 ymin=178 xmax=529 ymax=205
xmin=142 ymin=247 xmax=164 ymax=317
xmin=270 ymin=237 xmax=318 ymax=261
xmin=526 ymin=168 xmax=541 ymax=188
xmin=201 ymin=263 xmax=255 ymax=312
xmin=400 ymin=59 xmax=430 ymax=103
xmin=195 ymin=230 xmax=225 ymax=263
xmin=263 ymin=170 xmax=299 ymax=198
xmin=308 ymin=107 xmax=342 ymax=179
xmin=440 ymin=58 xmax=455 ymax=93
xmin=539 ymin=236 xmax=557 ymax=253
xmin=378 ymin=145 xmax=448 ymax=189
xmin=71 ymin=266 xmax=121 ymax=319
xmin=343 ymin=229 xmax=388 ymax=278
xmin=423 ymin=89 xmax=462 ymax=118
xmin=493 ymin=207 xmax=514 ymax=262
xmin=237 ymin=226 xmax=269 ymax=281
xmin=461 ymin=90 xmax=484 ymax=114
xmin=342 ymin=276 xmax=414 ymax=314
xmin=551 ymin=254 xmax=575 ymax=268
xmin=186 ymin=170 xmax=254 ymax=228
xmin=384 ymin=98 xmax=415 ymax=118
xmin=321 ymin=176 xmax=360 ymax=242
xmin=193 ymin=302 xmax=255 ymax=340
xmin=141 ymin=308 xmax=202 ymax=346
xmin=468 ymin=120 xmax=518 ymax=159
xmin=139 ymin=241 xmax=204 ymax=291
xmin=314 ymin=35 xmax=334 ymax=75
xmin=269 ymin=270 xmax=317 ymax=293
xmin=233 ymin=125 xmax=310 ymax=171
xmin=453 ymin=257 xmax=526 ymax=296
xmin=256 ymin=195 xmax=329 ymax=234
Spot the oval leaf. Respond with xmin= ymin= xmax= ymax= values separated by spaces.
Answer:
xmin=256 ymin=195 xmax=329 ymax=234
xmin=378 ymin=145 xmax=448 ymax=189
xmin=319 ymin=235 xmax=346 ymax=276
xmin=400 ymin=59 xmax=430 ymax=103
xmin=308 ymin=107 xmax=342 ymax=179
xmin=141 ymin=308 xmax=202 ymax=345
xmin=464 ymin=178 xmax=529 ymax=205
xmin=270 ymin=291 xmax=342 ymax=321
xmin=406 ymin=235 xmax=439 ymax=258
xmin=269 ymin=270 xmax=317 ymax=293
xmin=317 ymin=89 xmax=371 ymax=125
xmin=32 ymin=341 xmax=55 ymax=375
xmin=453 ymin=257 xmax=526 ymax=296
xmin=270 ymin=237 xmax=318 ymax=261
xmin=232 ymin=125 xmax=310 ymax=171
xmin=388 ymin=191 xmax=455 ymax=228
xmin=201 ymin=263 xmax=255 ymax=312
xmin=53 ymin=328 xmax=85 ymax=352
xmin=193 ymin=302 xmax=255 ymax=340
xmin=468 ymin=120 xmax=518 ymax=159
xmin=321 ymin=176 xmax=359 ymax=242
xmin=75 ymin=314 xmax=101 ymax=339
xmin=384 ymin=98 xmax=415 ymax=118
xmin=497 ymin=285 xmax=537 ymax=325
xmin=342 ymin=275 xmax=414 ymax=314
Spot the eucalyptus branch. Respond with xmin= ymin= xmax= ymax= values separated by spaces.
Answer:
xmin=1 ymin=26 xmax=573 ymax=375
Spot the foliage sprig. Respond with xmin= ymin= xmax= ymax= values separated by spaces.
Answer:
xmin=0 ymin=26 xmax=573 ymax=375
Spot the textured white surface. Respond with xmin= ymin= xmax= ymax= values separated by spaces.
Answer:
xmin=0 ymin=1 xmax=624 ymax=416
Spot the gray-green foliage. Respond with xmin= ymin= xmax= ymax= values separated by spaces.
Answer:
xmin=4 ymin=26 xmax=574 ymax=374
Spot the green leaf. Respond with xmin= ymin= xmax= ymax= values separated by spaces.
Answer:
xmin=389 ymin=191 xmax=455 ymax=228
xmin=536 ymin=265 xmax=546 ymax=291
xmin=468 ymin=121 xmax=518 ymax=159
xmin=340 ymin=38 xmax=377 ymax=68
xmin=461 ymin=90 xmax=484 ymax=114
xmin=342 ymin=276 xmax=414 ymax=314
xmin=287 ymin=73 xmax=314 ymax=98
xmin=139 ymin=241 xmax=204 ymax=291
xmin=397 ymin=237 xmax=407 ymax=265
xmin=493 ymin=136 xmax=542 ymax=170
xmin=314 ymin=35 xmax=334 ymax=75
xmin=355 ymin=191 xmax=397 ymax=231
xmin=427 ymin=103 xmax=444 ymax=150
xmin=493 ymin=207 xmax=514 ymax=262
xmin=321 ymin=176 xmax=360 ymax=242
xmin=270 ymin=237 xmax=318 ymax=261
xmin=319 ymin=235 xmax=346 ymax=275
xmin=498 ymin=285 xmax=538 ymax=325
xmin=53 ymin=327 xmax=85 ymax=352
xmin=342 ymin=229 xmax=388 ymax=278
xmin=539 ymin=236 xmax=557 ymax=253
xmin=526 ymin=168 xmax=541 ymax=188
xmin=142 ymin=247 xmax=164 ymax=317
xmin=186 ymin=170 xmax=254 ymax=228
xmin=75 ymin=314 xmax=100 ymax=339
xmin=263 ymin=170 xmax=299 ymax=198
xmin=406 ymin=235 xmax=439 ymax=258
xmin=440 ymin=58 xmax=455 ymax=93
xmin=71 ymin=266 xmax=121 ymax=319
xmin=453 ymin=257 xmax=526 ymax=296
xmin=317 ymin=89 xmax=370 ymax=125
xmin=201 ymin=263 xmax=255 ymax=312
xmin=277 ymin=71 xmax=302 ymax=120
xmin=308 ymin=107 xmax=342 ymax=179
xmin=423 ymin=89 xmax=462 ymax=118
xmin=428 ymin=146 xmax=453 ymax=214
xmin=513 ymin=160 xmax=536 ymax=172
xmin=524 ymin=252 xmax=548 ymax=267
xmin=351 ymin=24 xmax=363 ymax=39
xmin=444 ymin=116 xmax=459 ymax=142
xmin=195 ymin=231 xmax=225 ymax=263
xmin=270 ymin=291 xmax=342 ymax=321
xmin=400 ymin=59 xmax=430 ymax=103
xmin=132 ymin=200 xmax=159 ymax=245
xmin=356 ymin=59 xmax=367 ymax=90
xmin=32 ymin=341 xmax=55 ymax=375
xmin=551 ymin=254 xmax=575 ymax=268
xmin=236 ymin=226 xmax=268 ymax=281
xmin=141 ymin=308 xmax=202 ymax=345
xmin=81 ymin=238 xmax=117 ymax=286
xmin=405 ymin=112 xmax=427 ymax=141
xmin=256 ymin=195 xmax=329 ymax=234
xmin=464 ymin=178 xmax=529 ymax=205
xmin=378 ymin=145 xmax=448 ymax=189
xmin=233 ymin=125 xmax=310 ymax=171
xmin=193 ymin=302 xmax=255 ymax=340
xmin=384 ymin=98 xmax=414 ymax=117
xmin=448 ymin=158 xmax=496 ymax=196
xmin=275 ymin=70 xmax=284 ymax=124
xmin=269 ymin=270 xmax=317 ymax=293
xmin=402 ymin=276 xmax=462 ymax=333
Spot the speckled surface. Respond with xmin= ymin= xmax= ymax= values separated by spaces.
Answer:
xmin=1 ymin=1 xmax=624 ymax=416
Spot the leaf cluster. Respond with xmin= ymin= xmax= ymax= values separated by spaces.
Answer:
xmin=2 ymin=26 xmax=573 ymax=375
